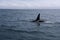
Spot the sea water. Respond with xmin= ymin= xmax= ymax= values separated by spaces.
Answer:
xmin=0 ymin=9 xmax=60 ymax=40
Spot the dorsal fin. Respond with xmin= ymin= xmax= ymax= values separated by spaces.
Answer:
xmin=32 ymin=13 xmax=44 ymax=22
xmin=35 ymin=13 xmax=40 ymax=21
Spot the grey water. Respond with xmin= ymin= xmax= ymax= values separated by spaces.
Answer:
xmin=0 ymin=9 xmax=60 ymax=40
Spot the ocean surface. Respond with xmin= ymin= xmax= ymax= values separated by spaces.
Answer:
xmin=0 ymin=9 xmax=60 ymax=40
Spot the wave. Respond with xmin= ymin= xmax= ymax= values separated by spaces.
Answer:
xmin=6 ymin=29 xmax=51 ymax=36
xmin=2 ymin=28 xmax=56 ymax=38
xmin=44 ymin=21 xmax=60 ymax=24
xmin=0 ymin=24 xmax=45 ymax=34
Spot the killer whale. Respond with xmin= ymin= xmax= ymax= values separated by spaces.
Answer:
xmin=32 ymin=13 xmax=44 ymax=22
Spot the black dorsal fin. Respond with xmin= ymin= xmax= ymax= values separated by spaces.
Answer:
xmin=32 ymin=13 xmax=44 ymax=22
xmin=35 ymin=13 xmax=40 ymax=21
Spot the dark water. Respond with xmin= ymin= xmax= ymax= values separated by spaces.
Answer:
xmin=0 ymin=9 xmax=60 ymax=40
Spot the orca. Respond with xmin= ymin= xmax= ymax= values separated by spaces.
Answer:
xmin=32 ymin=13 xmax=44 ymax=22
